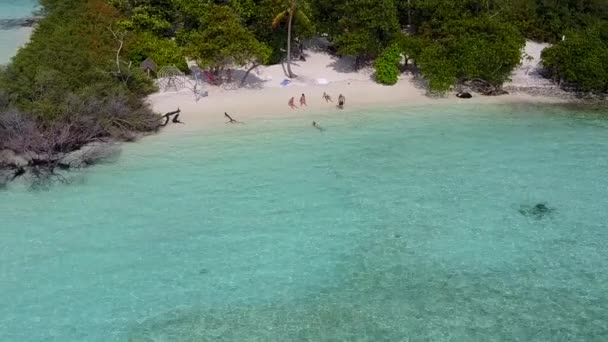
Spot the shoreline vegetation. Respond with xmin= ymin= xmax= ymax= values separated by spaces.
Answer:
xmin=1 ymin=0 xmax=607 ymax=187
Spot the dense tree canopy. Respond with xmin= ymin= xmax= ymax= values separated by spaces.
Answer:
xmin=0 ymin=0 xmax=159 ymax=173
xmin=541 ymin=24 xmax=608 ymax=93
xmin=97 ymin=0 xmax=608 ymax=92
xmin=181 ymin=5 xmax=271 ymax=72
xmin=1 ymin=0 xmax=155 ymax=123
xmin=419 ymin=16 xmax=525 ymax=92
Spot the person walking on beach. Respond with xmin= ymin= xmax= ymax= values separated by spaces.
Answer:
xmin=300 ymin=93 xmax=307 ymax=106
xmin=323 ymin=92 xmax=333 ymax=102
xmin=288 ymin=97 xmax=297 ymax=109
xmin=337 ymin=94 xmax=345 ymax=109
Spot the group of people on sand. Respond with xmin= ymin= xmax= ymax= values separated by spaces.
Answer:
xmin=288 ymin=93 xmax=346 ymax=109
xmin=224 ymin=92 xmax=347 ymax=128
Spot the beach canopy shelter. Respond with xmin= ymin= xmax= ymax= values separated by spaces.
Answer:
xmin=140 ymin=57 xmax=157 ymax=75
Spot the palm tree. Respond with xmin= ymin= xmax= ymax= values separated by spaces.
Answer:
xmin=272 ymin=0 xmax=308 ymax=78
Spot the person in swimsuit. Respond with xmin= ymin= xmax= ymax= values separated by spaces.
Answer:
xmin=337 ymin=94 xmax=345 ymax=109
xmin=288 ymin=97 xmax=297 ymax=109
xmin=300 ymin=93 xmax=307 ymax=106
xmin=323 ymin=92 xmax=333 ymax=102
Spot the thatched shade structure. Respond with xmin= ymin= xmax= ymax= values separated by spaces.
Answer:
xmin=140 ymin=57 xmax=157 ymax=75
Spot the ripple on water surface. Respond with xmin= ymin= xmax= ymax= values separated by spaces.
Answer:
xmin=1 ymin=104 xmax=608 ymax=341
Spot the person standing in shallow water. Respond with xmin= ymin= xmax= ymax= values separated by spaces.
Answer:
xmin=337 ymin=94 xmax=345 ymax=109
xmin=300 ymin=94 xmax=307 ymax=106
xmin=288 ymin=97 xmax=297 ymax=109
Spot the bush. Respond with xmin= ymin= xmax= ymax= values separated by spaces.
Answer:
xmin=541 ymin=27 xmax=608 ymax=93
xmin=416 ymin=16 xmax=524 ymax=93
xmin=417 ymin=43 xmax=457 ymax=94
xmin=374 ymin=43 xmax=401 ymax=85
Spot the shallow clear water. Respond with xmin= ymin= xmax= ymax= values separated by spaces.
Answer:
xmin=1 ymin=104 xmax=608 ymax=341
xmin=0 ymin=0 xmax=37 ymax=64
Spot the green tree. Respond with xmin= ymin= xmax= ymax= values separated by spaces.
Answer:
xmin=182 ymin=5 xmax=271 ymax=80
xmin=333 ymin=0 xmax=399 ymax=64
xmin=416 ymin=16 xmax=523 ymax=93
xmin=109 ymin=0 xmax=179 ymax=36
xmin=272 ymin=0 xmax=311 ymax=78
xmin=541 ymin=26 xmax=608 ymax=93
xmin=374 ymin=43 xmax=402 ymax=85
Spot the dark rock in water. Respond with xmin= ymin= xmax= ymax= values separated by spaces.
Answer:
xmin=456 ymin=92 xmax=473 ymax=99
xmin=519 ymin=202 xmax=555 ymax=219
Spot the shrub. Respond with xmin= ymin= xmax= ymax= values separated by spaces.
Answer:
xmin=374 ymin=43 xmax=401 ymax=85
xmin=541 ymin=27 xmax=608 ymax=93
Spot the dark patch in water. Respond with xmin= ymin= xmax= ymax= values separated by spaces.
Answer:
xmin=518 ymin=202 xmax=555 ymax=219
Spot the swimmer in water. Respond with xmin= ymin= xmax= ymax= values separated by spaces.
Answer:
xmin=312 ymin=121 xmax=325 ymax=131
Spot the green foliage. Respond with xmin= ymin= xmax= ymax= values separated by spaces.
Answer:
xmin=108 ymin=0 xmax=178 ymax=36
xmin=374 ymin=44 xmax=401 ymax=85
xmin=417 ymin=43 xmax=457 ymax=93
xmin=541 ymin=26 xmax=608 ymax=93
xmin=405 ymin=0 xmax=608 ymax=43
xmin=230 ymin=0 xmax=258 ymax=22
xmin=182 ymin=5 xmax=271 ymax=70
xmin=334 ymin=0 xmax=399 ymax=59
xmin=128 ymin=32 xmax=188 ymax=72
xmin=416 ymin=16 xmax=524 ymax=93
xmin=0 ymin=0 xmax=156 ymax=125
xmin=264 ymin=0 xmax=314 ymax=63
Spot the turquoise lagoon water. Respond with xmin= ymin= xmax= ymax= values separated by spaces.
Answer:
xmin=1 ymin=104 xmax=608 ymax=341
xmin=0 ymin=0 xmax=38 ymax=64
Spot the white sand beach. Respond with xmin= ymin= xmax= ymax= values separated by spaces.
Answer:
xmin=147 ymin=41 xmax=565 ymax=130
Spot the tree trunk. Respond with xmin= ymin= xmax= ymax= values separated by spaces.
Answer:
xmin=286 ymin=7 xmax=296 ymax=78
xmin=407 ymin=0 xmax=411 ymax=26
xmin=241 ymin=62 xmax=259 ymax=86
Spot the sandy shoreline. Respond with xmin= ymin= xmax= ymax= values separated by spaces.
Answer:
xmin=148 ymin=78 xmax=567 ymax=132
xmin=147 ymin=43 xmax=570 ymax=132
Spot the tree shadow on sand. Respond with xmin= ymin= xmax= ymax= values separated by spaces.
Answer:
xmin=327 ymin=55 xmax=363 ymax=74
xmin=221 ymin=69 xmax=267 ymax=90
